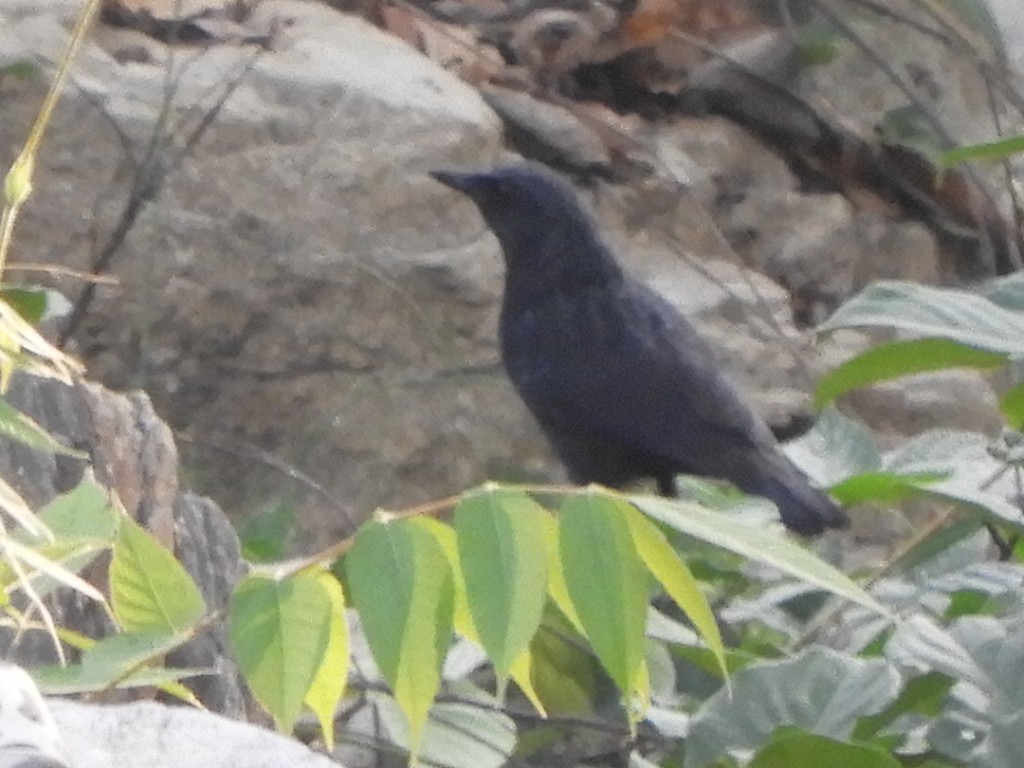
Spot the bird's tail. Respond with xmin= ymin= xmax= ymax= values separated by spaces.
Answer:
xmin=749 ymin=459 xmax=849 ymax=536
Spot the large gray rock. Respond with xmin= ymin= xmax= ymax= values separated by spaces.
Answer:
xmin=2 ymin=0 xmax=507 ymax=545
xmin=49 ymin=699 xmax=338 ymax=768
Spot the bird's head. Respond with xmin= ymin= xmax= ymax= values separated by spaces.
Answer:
xmin=431 ymin=165 xmax=620 ymax=301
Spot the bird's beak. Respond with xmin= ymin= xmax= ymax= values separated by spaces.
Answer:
xmin=430 ymin=169 xmax=475 ymax=194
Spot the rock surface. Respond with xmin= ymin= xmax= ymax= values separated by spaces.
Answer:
xmin=48 ymin=699 xmax=338 ymax=768
xmin=0 ymin=373 xmax=247 ymax=717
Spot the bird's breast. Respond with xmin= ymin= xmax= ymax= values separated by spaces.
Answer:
xmin=499 ymin=288 xmax=637 ymax=383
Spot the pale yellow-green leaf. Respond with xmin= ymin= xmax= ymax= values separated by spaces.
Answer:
xmin=2 ymin=536 xmax=103 ymax=601
xmin=541 ymin=513 xmax=583 ymax=633
xmin=304 ymin=572 xmax=349 ymax=750
xmin=0 ymin=473 xmax=50 ymax=540
xmin=621 ymin=504 xmax=728 ymax=681
xmin=509 ymin=648 xmax=546 ymax=716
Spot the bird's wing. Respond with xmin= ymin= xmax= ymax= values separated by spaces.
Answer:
xmin=504 ymin=280 xmax=777 ymax=474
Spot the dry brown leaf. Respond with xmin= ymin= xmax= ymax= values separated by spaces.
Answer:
xmin=623 ymin=0 xmax=755 ymax=48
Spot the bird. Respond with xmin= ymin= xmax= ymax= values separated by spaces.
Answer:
xmin=431 ymin=164 xmax=849 ymax=535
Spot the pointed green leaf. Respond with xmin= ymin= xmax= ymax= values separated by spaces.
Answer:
xmin=1 ymin=535 xmax=105 ymax=601
xmin=111 ymin=517 xmax=205 ymax=633
xmin=814 ymin=338 xmax=1005 ymax=408
xmin=454 ymin=487 xmax=549 ymax=677
xmin=345 ymin=518 xmax=453 ymax=757
xmin=542 ymin=513 xmax=583 ymax=633
xmin=0 ymin=474 xmax=49 ymax=540
xmin=630 ymin=494 xmax=889 ymax=616
xmin=828 ymin=470 xmax=947 ymax=506
xmin=32 ymin=660 xmax=207 ymax=696
xmin=559 ymin=492 xmax=649 ymax=714
xmin=228 ymin=573 xmax=332 ymax=732
xmin=524 ymin=606 xmax=600 ymax=716
xmin=621 ymin=504 xmax=727 ymax=680
xmin=304 ymin=572 xmax=349 ymax=750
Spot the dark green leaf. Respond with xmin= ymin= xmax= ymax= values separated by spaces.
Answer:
xmin=815 ymin=338 xmax=1005 ymax=408
xmin=1 ymin=287 xmax=48 ymax=324
xmin=454 ymin=487 xmax=548 ymax=677
xmin=228 ymin=573 xmax=332 ymax=732
xmin=559 ymin=492 xmax=649 ymax=703
xmin=750 ymin=729 xmax=901 ymax=768
xmin=238 ymin=502 xmax=296 ymax=562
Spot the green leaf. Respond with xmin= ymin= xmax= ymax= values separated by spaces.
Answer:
xmin=1000 ymin=383 xmax=1024 ymax=430
xmin=685 ymin=648 xmax=901 ymax=768
xmin=559 ymin=491 xmax=650 ymax=718
xmin=454 ymin=486 xmax=548 ymax=678
xmin=829 ymin=470 xmax=948 ymax=506
xmin=630 ymin=494 xmax=890 ymax=617
xmin=0 ymin=59 xmax=43 ymax=80
xmin=228 ymin=573 xmax=332 ymax=732
xmin=0 ymin=536 xmax=108 ymax=599
xmin=238 ymin=502 xmax=296 ymax=562
xmin=750 ymin=730 xmax=901 ymax=768
xmin=345 ymin=518 xmax=453 ymax=756
xmin=795 ymin=22 xmax=842 ymax=66
xmin=814 ymin=338 xmax=1006 ymax=408
xmin=110 ymin=517 xmax=206 ymax=633
xmin=0 ymin=396 xmax=85 ymax=457
xmin=621 ymin=504 xmax=726 ymax=680
xmin=523 ymin=605 xmax=600 ymax=716
xmin=37 ymin=474 xmax=119 ymax=540
xmin=303 ymin=572 xmax=349 ymax=751
xmin=940 ymin=134 xmax=1024 ymax=167
xmin=1 ymin=287 xmax=48 ymax=324
xmin=31 ymin=631 xmax=205 ymax=697
xmin=819 ymin=281 xmax=1024 ymax=355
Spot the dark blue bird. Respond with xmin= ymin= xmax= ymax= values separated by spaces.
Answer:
xmin=432 ymin=164 xmax=848 ymax=535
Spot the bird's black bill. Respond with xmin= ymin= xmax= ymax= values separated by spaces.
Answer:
xmin=430 ymin=169 xmax=471 ymax=192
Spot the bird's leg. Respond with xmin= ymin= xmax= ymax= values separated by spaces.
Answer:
xmin=656 ymin=473 xmax=678 ymax=497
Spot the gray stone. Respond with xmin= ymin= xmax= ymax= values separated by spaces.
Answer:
xmin=48 ymin=699 xmax=339 ymax=768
